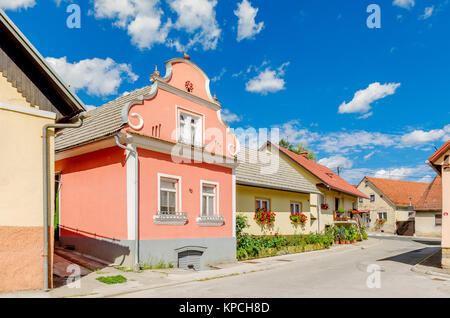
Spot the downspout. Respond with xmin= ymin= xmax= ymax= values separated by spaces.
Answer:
xmin=42 ymin=112 xmax=87 ymax=290
xmin=114 ymin=135 xmax=139 ymax=270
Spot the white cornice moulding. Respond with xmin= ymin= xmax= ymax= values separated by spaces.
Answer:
xmin=0 ymin=101 xmax=56 ymax=119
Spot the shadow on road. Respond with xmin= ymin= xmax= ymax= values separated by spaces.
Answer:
xmin=378 ymin=247 xmax=439 ymax=266
xmin=412 ymin=239 xmax=441 ymax=246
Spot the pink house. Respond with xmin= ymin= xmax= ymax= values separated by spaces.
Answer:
xmin=55 ymin=56 xmax=239 ymax=270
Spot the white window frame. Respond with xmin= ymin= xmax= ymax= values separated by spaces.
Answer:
xmin=290 ymin=202 xmax=302 ymax=214
xmin=200 ymin=180 xmax=219 ymax=217
xmin=256 ymin=198 xmax=270 ymax=210
xmin=176 ymin=107 xmax=204 ymax=148
xmin=157 ymin=174 xmax=182 ymax=214
xmin=378 ymin=212 xmax=387 ymax=220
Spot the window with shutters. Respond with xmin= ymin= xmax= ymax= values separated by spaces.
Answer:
xmin=202 ymin=184 xmax=216 ymax=217
xmin=290 ymin=202 xmax=302 ymax=213
xmin=435 ymin=214 xmax=442 ymax=226
xmin=178 ymin=111 xmax=202 ymax=147
xmin=197 ymin=181 xmax=224 ymax=226
xmin=159 ymin=178 xmax=177 ymax=214
xmin=256 ymin=198 xmax=270 ymax=210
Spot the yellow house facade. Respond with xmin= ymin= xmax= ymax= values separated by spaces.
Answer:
xmin=0 ymin=10 xmax=86 ymax=292
xmin=236 ymin=143 xmax=367 ymax=236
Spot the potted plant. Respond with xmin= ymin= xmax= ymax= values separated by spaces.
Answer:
xmin=321 ymin=203 xmax=329 ymax=210
xmin=254 ymin=208 xmax=276 ymax=227
xmin=289 ymin=212 xmax=308 ymax=226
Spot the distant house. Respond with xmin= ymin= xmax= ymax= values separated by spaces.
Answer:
xmin=414 ymin=175 xmax=442 ymax=237
xmin=0 ymin=9 xmax=86 ymax=292
xmin=55 ymin=56 xmax=239 ymax=270
xmin=235 ymin=147 xmax=322 ymax=235
xmin=254 ymin=142 xmax=368 ymax=232
xmin=357 ymin=177 xmax=428 ymax=234
xmin=427 ymin=140 xmax=450 ymax=269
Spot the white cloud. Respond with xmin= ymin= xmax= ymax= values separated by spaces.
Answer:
xmin=234 ymin=0 xmax=264 ymax=41
xmin=211 ymin=68 xmax=226 ymax=82
xmin=319 ymin=131 xmax=396 ymax=153
xmin=168 ymin=0 xmax=221 ymax=51
xmin=84 ymin=105 xmax=97 ymax=111
xmin=0 ymin=0 xmax=35 ymax=10
xmin=245 ymin=62 xmax=289 ymax=95
xmin=93 ymin=0 xmax=172 ymax=50
xmin=318 ymin=155 xmax=354 ymax=170
xmin=221 ymin=109 xmax=241 ymax=123
xmin=46 ymin=56 xmax=138 ymax=96
xmin=92 ymin=0 xmax=220 ymax=51
xmin=374 ymin=165 xmax=430 ymax=180
xmin=357 ymin=112 xmax=373 ymax=120
xmin=419 ymin=6 xmax=434 ymax=20
xmin=338 ymin=82 xmax=401 ymax=115
xmin=275 ymin=120 xmax=319 ymax=146
xmin=400 ymin=125 xmax=450 ymax=146
xmin=363 ymin=151 xmax=376 ymax=160
xmin=393 ymin=0 xmax=415 ymax=9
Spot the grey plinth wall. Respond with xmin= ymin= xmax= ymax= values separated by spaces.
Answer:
xmin=59 ymin=236 xmax=237 ymax=269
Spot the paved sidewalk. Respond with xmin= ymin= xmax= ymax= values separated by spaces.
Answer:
xmin=411 ymin=249 xmax=450 ymax=279
xmin=368 ymin=231 xmax=441 ymax=241
xmin=0 ymin=239 xmax=379 ymax=298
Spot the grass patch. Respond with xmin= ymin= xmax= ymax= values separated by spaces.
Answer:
xmin=96 ymin=275 xmax=127 ymax=285
xmin=197 ymin=273 xmax=239 ymax=282
xmin=63 ymin=292 xmax=99 ymax=298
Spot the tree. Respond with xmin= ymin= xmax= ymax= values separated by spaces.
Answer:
xmin=278 ymin=138 xmax=317 ymax=161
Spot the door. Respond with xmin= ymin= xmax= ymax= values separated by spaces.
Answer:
xmin=178 ymin=250 xmax=203 ymax=270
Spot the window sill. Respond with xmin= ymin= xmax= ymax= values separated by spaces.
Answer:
xmin=196 ymin=215 xmax=225 ymax=227
xmin=154 ymin=212 xmax=188 ymax=225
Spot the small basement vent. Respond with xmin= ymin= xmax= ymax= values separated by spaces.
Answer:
xmin=178 ymin=250 xmax=203 ymax=271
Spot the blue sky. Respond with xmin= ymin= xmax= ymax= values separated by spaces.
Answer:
xmin=3 ymin=0 xmax=449 ymax=184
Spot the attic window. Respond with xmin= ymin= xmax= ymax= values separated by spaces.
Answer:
xmin=185 ymin=81 xmax=194 ymax=93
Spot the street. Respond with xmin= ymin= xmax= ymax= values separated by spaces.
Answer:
xmin=116 ymin=237 xmax=449 ymax=298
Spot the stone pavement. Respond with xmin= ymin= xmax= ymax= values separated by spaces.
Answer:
xmin=0 ymin=239 xmax=379 ymax=298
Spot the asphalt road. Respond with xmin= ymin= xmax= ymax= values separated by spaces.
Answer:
xmin=118 ymin=237 xmax=449 ymax=298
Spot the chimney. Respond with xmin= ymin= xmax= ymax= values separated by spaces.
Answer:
xmin=300 ymin=152 xmax=308 ymax=158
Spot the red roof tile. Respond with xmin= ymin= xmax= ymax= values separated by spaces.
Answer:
xmin=272 ymin=143 xmax=368 ymax=198
xmin=365 ymin=177 xmax=429 ymax=207
xmin=414 ymin=175 xmax=442 ymax=211
xmin=428 ymin=140 xmax=450 ymax=163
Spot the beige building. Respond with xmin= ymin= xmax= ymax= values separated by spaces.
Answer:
xmin=236 ymin=147 xmax=322 ymax=235
xmin=427 ymin=140 xmax=450 ymax=268
xmin=357 ymin=177 xmax=428 ymax=234
xmin=236 ymin=143 xmax=367 ymax=236
xmin=414 ymin=175 xmax=442 ymax=237
xmin=0 ymin=10 xmax=86 ymax=292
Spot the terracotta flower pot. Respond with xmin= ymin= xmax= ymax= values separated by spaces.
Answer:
xmin=334 ymin=241 xmax=339 ymax=245
xmin=346 ymin=240 xmax=350 ymax=244
xmin=340 ymin=241 xmax=345 ymax=245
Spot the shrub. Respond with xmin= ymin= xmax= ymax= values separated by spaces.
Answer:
xmin=236 ymin=214 xmax=249 ymax=239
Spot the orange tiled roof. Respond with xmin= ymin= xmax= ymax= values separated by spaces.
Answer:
xmin=365 ymin=177 xmax=429 ymax=207
xmin=272 ymin=143 xmax=368 ymax=198
xmin=428 ymin=140 xmax=450 ymax=163
xmin=414 ymin=175 xmax=442 ymax=211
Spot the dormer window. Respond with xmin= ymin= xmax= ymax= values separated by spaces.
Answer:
xmin=179 ymin=111 xmax=202 ymax=147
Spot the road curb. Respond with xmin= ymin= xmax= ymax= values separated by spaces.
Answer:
xmin=411 ymin=249 xmax=450 ymax=280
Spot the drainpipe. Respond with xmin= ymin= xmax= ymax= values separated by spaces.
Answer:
xmin=114 ymin=135 xmax=139 ymax=270
xmin=42 ymin=112 xmax=87 ymax=290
